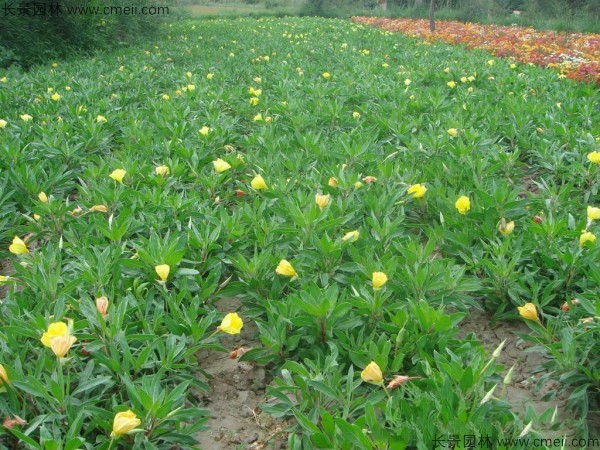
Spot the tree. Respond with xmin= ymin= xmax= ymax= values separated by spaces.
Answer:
xmin=429 ymin=0 xmax=435 ymax=31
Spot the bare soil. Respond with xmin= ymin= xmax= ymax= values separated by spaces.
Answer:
xmin=195 ymin=298 xmax=288 ymax=450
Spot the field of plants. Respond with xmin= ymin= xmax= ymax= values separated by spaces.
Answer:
xmin=0 ymin=15 xmax=599 ymax=449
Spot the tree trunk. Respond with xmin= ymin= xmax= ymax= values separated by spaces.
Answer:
xmin=429 ymin=0 xmax=435 ymax=32
xmin=380 ymin=0 xmax=387 ymax=11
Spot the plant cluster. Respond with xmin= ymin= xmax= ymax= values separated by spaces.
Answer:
xmin=0 ymin=15 xmax=598 ymax=448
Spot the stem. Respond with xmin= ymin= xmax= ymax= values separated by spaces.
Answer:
xmin=382 ymin=383 xmax=391 ymax=398
xmin=108 ymin=437 xmax=115 ymax=450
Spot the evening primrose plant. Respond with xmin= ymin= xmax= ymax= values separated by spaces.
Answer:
xmin=1 ymin=14 xmax=599 ymax=448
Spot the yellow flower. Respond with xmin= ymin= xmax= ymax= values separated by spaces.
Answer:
xmin=253 ymin=77 xmax=262 ymax=83
xmin=352 ymin=111 xmax=360 ymax=119
xmin=206 ymin=73 xmax=214 ymax=79
xmin=41 ymin=322 xmax=69 ymax=347
xmin=38 ymin=192 xmax=48 ymax=203
xmin=447 ymin=81 xmax=456 ymax=88
xmin=587 ymin=206 xmax=600 ymax=221
xmin=510 ymin=63 xmax=517 ymax=69
xmin=0 ymin=275 xmax=9 ymax=285
xmin=404 ymin=79 xmax=411 ymax=86
xmin=253 ymin=114 xmax=263 ymax=122
xmin=455 ymin=196 xmax=471 ymax=214
xmin=0 ymin=364 xmax=8 ymax=385
xmin=155 ymin=165 xmax=170 ymax=177
xmin=20 ymin=114 xmax=33 ymax=122
xmin=155 ymin=264 xmax=170 ymax=282
xmin=0 ymin=119 xmax=7 ymax=128
xmin=468 ymin=75 xmax=475 ymax=82
xmin=96 ymin=115 xmax=107 ymax=123
xmin=90 ymin=205 xmax=108 ymax=213
xmin=361 ymin=361 xmax=383 ymax=384
xmin=33 ymin=214 xmax=41 ymax=221
xmin=50 ymin=334 xmax=77 ymax=358
xmin=315 ymin=193 xmax=330 ymax=210
xmin=9 ymin=236 xmax=28 ymax=255
xmin=265 ymin=116 xmax=272 ymax=124
xmin=213 ymin=158 xmax=231 ymax=173
xmin=199 ymin=126 xmax=211 ymax=136
xmin=249 ymin=97 xmax=259 ymax=106
xmin=341 ymin=230 xmax=359 ymax=242
xmin=251 ymin=175 xmax=267 ymax=190
xmin=112 ymin=410 xmax=141 ymax=437
xmin=498 ymin=219 xmax=515 ymax=236
xmin=186 ymin=71 xmax=192 ymax=78
xmin=487 ymin=59 xmax=494 ymax=65
xmin=187 ymin=84 xmax=195 ymax=91
xmin=518 ymin=303 xmax=538 ymax=321
xmin=587 ymin=151 xmax=600 ymax=164
xmin=372 ymin=272 xmax=388 ymax=289
xmin=444 ymin=67 xmax=451 ymax=73
xmin=51 ymin=93 xmax=60 ymax=101
xmin=354 ymin=181 xmax=363 ymax=189
xmin=580 ymin=231 xmax=596 ymax=246
xmin=276 ymin=259 xmax=297 ymax=278
xmin=447 ymin=128 xmax=459 ymax=137
xmin=407 ymin=183 xmax=427 ymax=198
xmin=322 ymin=72 xmax=330 ymax=79
xmin=162 ymin=94 xmax=170 ymax=100
xmin=219 ymin=312 xmax=243 ymax=334
xmin=109 ymin=169 xmax=126 ymax=183
xmin=328 ymin=177 xmax=338 ymax=188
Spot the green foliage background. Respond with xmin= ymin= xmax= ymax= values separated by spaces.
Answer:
xmin=0 ymin=0 xmax=166 ymax=69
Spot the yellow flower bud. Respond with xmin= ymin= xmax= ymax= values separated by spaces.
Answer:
xmin=498 ymin=218 xmax=515 ymax=236
xmin=407 ymin=183 xmax=427 ymax=198
xmin=447 ymin=128 xmax=459 ymax=137
xmin=38 ymin=192 xmax=48 ymax=203
xmin=580 ymin=231 xmax=596 ymax=246
xmin=276 ymin=259 xmax=297 ymax=278
xmin=328 ymin=177 xmax=338 ymax=188
xmin=89 ymin=205 xmax=107 ymax=214
xmin=361 ymin=361 xmax=383 ymax=384
xmin=96 ymin=115 xmax=107 ymax=123
xmin=0 ymin=364 xmax=8 ymax=385
xmin=372 ymin=272 xmax=388 ymax=290
xmin=251 ymin=175 xmax=267 ymax=190
xmin=213 ymin=158 xmax=231 ymax=173
xmin=111 ymin=410 xmax=141 ymax=437
xmin=315 ymin=193 xmax=330 ymax=210
xmin=219 ymin=312 xmax=243 ymax=335
xmin=587 ymin=151 xmax=600 ymax=164
xmin=455 ymin=196 xmax=471 ymax=214
xmin=155 ymin=165 xmax=170 ymax=177
xmin=155 ymin=264 xmax=170 ymax=282
xmin=341 ymin=230 xmax=360 ymax=242
xmin=199 ymin=126 xmax=211 ymax=136
xmin=517 ymin=303 xmax=538 ymax=321
xmin=587 ymin=206 xmax=600 ymax=221
xmin=322 ymin=72 xmax=330 ymax=79
xmin=109 ymin=169 xmax=126 ymax=183
xmin=9 ymin=236 xmax=28 ymax=255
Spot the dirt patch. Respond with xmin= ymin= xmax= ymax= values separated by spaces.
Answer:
xmin=457 ymin=309 xmax=574 ymax=437
xmin=196 ymin=298 xmax=288 ymax=449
